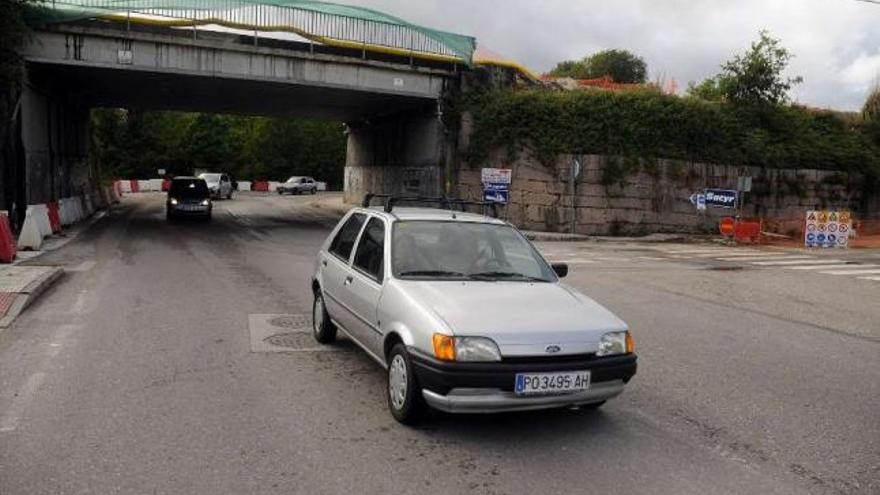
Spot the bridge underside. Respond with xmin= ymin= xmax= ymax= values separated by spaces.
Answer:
xmin=9 ymin=23 xmax=460 ymax=213
xmin=27 ymin=62 xmax=434 ymax=121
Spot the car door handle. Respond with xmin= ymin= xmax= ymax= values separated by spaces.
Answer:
xmin=343 ymin=275 xmax=353 ymax=286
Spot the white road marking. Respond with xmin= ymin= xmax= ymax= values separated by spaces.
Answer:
xmin=661 ymin=249 xmax=734 ymax=254
xmin=787 ymin=264 xmax=872 ymax=270
xmin=857 ymin=276 xmax=880 ymax=281
xmin=71 ymin=291 xmax=90 ymax=314
xmin=693 ymin=251 xmax=782 ymax=258
xmin=716 ymin=255 xmax=814 ymax=262
xmin=751 ymin=259 xmax=845 ymax=266
xmin=67 ymin=260 xmax=96 ymax=272
xmin=820 ymin=269 xmax=880 ymax=276
xmin=0 ymin=372 xmax=46 ymax=433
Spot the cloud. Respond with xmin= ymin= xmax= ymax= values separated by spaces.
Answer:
xmin=341 ymin=0 xmax=880 ymax=111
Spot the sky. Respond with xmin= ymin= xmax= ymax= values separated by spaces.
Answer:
xmin=337 ymin=0 xmax=880 ymax=111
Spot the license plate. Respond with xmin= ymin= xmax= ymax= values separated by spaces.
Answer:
xmin=179 ymin=205 xmax=204 ymax=212
xmin=515 ymin=371 xmax=590 ymax=396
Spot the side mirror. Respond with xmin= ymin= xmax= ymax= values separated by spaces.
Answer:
xmin=551 ymin=263 xmax=568 ymax=279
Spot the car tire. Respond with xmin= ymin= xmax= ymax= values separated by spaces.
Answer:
xmin=387 ymin=344 xmax=425 ymax=425
xmin=166 ymin=210 xmax=174 ymax=222
xmin=312 ymin=291 xmax=337 ymax=344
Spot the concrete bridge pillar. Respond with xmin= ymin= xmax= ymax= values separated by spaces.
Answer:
xmin=343 ymin=106 xmax=451 ymax=204
xmin=20 ymin=68 xmax=90 ymax=207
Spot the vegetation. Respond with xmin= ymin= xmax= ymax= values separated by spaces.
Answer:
xmin=90 ymin=110 xmax=347 ymax=188
xmin=548 ymin=49 xmax=647 ymax=83
xmin=0 ymin=0 xmax=32 ymax=91
xmin=864 ymin=84 xmax=880 ymax=146
xmin=465 ymin=88 xmax=880 ymax=177
xmin=687 ymin=31 xmax=802 ymax=105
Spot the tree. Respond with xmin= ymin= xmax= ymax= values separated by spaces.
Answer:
xmin=548 ymin=49 xmax=648 ymax=83
xmin=864 ymin=83 xmax=880 ymax=145
xmin=689 ymin=31 xmax=802 ymax=105
xmin=0 ymin=0 xmax=32 ymax=91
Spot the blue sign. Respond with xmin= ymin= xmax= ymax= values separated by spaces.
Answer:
xmin=806 ymin=233 xmax=816 ymax=242
xmin=704 ymin=189 xmax=738 ymax=208
xmin=484 ymin=182 xmax=509 ymax=192
xmin=483 ymin=189 xmax=509 ymax=204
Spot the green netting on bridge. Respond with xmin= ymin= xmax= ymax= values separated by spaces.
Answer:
xmin=26 ymin=0 xmax=476 ymax=65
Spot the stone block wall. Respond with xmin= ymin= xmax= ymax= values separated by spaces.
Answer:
xmin=458 ymin=150 xmax=879 ymax=236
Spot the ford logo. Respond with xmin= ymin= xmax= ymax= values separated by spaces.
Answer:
xmin=545 ymin=345 xmax=562 ymax=354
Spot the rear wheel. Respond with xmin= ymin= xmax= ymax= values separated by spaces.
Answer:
xmin=387 ymin=344 xmax=425 ymax=424
xmin=312 ymin=291 xmax=337 ymax=344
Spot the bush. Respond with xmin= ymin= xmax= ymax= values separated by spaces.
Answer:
xmin=466 ymin=89 xmax=880 ymax=178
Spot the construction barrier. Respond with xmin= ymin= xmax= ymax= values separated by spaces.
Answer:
xmin=130 ymin=180 xmax=140 ymax=193
xmin=119 ymin=180 xmax=132 ymax=194
xmin=47 ymin=202 xmax=62 ymax=234
xmin=237 ymin=181 xmax=252 ymax=191
xmin=34 ymin=205 xmax=53 ymax=238
xmin=0 ymin=211 xmax=16 ymax=263
xmin=17 ymin=207 xmax=44 ymax=250
xmin=137 ymin=180 xmax=151 ymax=192
xmin=162 ymin=178 xmax=171 ymax=191
xmin=84 ymin=194 xmax=94 ymax=216
xmin=148 ymin=178 xmax=164 ymax=192
xmin=253 ymin=181 xmax=269 ymax=192
xmin=268 ymin=181 xmax=281 ymax=192
xmin=316 ymin=182 xmax=327 ymax=191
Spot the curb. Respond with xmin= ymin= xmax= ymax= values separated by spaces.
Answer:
xmin=0 ymin=267 xmax=64 ymax=329
xmin=525 ymin=231 xmax=591 ymax=242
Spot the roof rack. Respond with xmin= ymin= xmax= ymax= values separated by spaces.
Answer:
xmin=362 ymin=193 xmax=499 ymax=217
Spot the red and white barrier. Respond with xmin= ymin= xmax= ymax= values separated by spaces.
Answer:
xmin=0 ymin=211 xmax=16 ymax=263
xmin=119 ymin=180 xmax=132 ymax=194
xmin=268 ymin=181 xmax=281 ymax=192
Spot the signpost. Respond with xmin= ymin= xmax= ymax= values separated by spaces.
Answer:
xmin=805 ymin=210 xmax=851 ymax=248
xmin=481 ymin=168 xmax=512 ymax=205
xmin=704 ymin=189 xmax=738 ymax=208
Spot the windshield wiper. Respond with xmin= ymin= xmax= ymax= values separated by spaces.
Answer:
xmin=468 ymin=271 xmax=550 ymax=282
xmin=398 ymin=270 xmax=468 ymax=279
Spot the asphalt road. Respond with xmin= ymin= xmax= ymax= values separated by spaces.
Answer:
xmin=0 ymin=193 xmax=877 ymax=495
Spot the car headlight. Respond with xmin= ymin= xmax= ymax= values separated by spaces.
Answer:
xmin=596 ymin=331 xmax=634 ymax=357
xmin=432 ymin=334 xmax=501 ymax=362
xmin=201 ymin=199 xmax=210 ymax=206
xmin=169 ymin=198 xmax=178 ymax=205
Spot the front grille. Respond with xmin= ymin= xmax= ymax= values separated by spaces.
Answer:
xmin=501 ymin=353 xmax=596 ymax=365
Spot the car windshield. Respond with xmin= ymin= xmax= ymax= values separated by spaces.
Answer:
xmin=169 ymin=179 xmax=208 ymax=198
xmin=199 ymin=173 xmax=221 ymax=183
xmin=392 ymin=221 xmax=555 ymax=282
xmin=286 ymin=177 xmax=303 ymax=183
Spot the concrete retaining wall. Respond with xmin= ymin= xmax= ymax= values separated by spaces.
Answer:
xmin=458 ymin=150 xmax=880 ymax=236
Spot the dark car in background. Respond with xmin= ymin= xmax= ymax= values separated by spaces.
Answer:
xmin=166 ymin=177 xmax=212 ymax=222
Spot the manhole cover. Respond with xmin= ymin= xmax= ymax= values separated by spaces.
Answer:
xmin=264 ymin=332 xmax=316 ymax=349
xmin=268 ymin=314 xmax=311 ymax=330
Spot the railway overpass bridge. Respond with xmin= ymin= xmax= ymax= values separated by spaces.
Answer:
xmin=9 ymin=0 xmax=492 ymax=217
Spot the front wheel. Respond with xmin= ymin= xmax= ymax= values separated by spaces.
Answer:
xmin=387 ymin=344 xmax=425 ymax=424
xmin=312 ymin=291 xmax=337 ymax=344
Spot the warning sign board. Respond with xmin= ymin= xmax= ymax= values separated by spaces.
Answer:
xmin=805 ymin=210 xmax=851 ymax=248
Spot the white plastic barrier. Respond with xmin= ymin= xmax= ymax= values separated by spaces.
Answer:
xmin=72 ymin=196 xmax=83 ymax=223
xmin=119 ymin=180 xmax=132 ymax=193
xmin=136 ymin=180 xmax=149 ymax=193
xmin=237 ymin=181 xmax=252 ymax=191
xmin=33 ymin=204 xmax=53 ymax=238
xmin=84 ymin=195 xmax=94 ymax=216
xmin=317 ymin=182 xmax=327 ymax=191
xmin=148 ymin=178 xmax=164 ymax=192
xmin=268 ymin=181 xmax=281 ymax=192
xmin=17 ymin=207 xmax=43 ymax=250
xmin=58 ymin=198 xmax=69 ymax=226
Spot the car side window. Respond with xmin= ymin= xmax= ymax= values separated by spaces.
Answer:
xmin=353 ymin=218 xmax=386 ymax=282
xmin=329 ymin=213 xmax=366 ymax=262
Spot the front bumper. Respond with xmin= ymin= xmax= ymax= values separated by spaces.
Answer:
xmin=410 ymin=348 xmax=637 ymax=414
xmin=169 ymin=204 xmax=210 ymax=215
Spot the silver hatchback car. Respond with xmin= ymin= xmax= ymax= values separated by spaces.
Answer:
xmin=311 ymin=196 xmax=637 ymax=423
